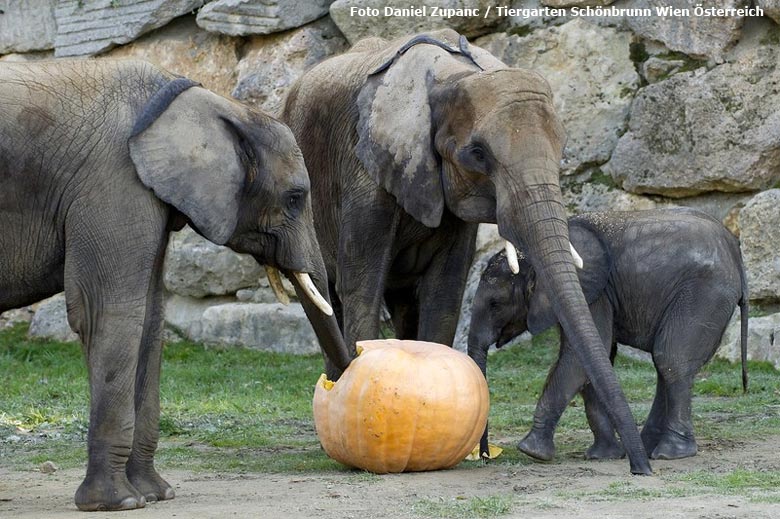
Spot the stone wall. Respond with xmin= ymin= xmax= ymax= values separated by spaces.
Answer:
xmin=1 ymin=1 xmax=779 ymax=365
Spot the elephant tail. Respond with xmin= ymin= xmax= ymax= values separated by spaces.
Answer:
xmin=738 ymin=253 xmax=749 ymax=393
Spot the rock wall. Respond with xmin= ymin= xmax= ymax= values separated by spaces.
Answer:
xmin=1 ymin=2 xmax=779 ymax=365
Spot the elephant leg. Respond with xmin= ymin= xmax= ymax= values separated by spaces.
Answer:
xmin=520 ymin=296 xmax=613 ymax=461
xmin=65 ymin=195 xmax=168 ymax=511
xmin=385 ymin=285 xmax=419 ymax=340
xmin=640 ymin=376 xmax=667 ymax=454
xmin=519 ymin=331 xmax=588 ymax=461
xmin=581 ymin=342 xmax=624 ymax=460
xmin=649 ymin=287 xmax=728 ymax=460
xmin=337 ymin=194 xmax=401 ymax=346
xmin=125 ymin=229 xmax=175 ymax=503
xmin=416 ymin=219 xmax=478 ymax=344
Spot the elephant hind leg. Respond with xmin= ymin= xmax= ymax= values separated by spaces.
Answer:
xmin=385 ymin=285 xmax=419 ymax=340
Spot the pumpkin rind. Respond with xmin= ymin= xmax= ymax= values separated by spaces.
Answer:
xmin=312 ymin=339 xmax=489 ymax=473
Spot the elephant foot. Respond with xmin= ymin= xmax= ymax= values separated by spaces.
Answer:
xmin=127 ymin=465 xmax=175 ymax=502
xmin=650 ymin=430 xmax=697 ymax=460
xmin=585 ymin=439 xmax=625 ymax=460
xmin=75 ymin=472 xmax=146 ymax=511
xmin=518 ymin=430 xmax=555 ymax=462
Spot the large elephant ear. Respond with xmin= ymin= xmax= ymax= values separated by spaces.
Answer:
xmin=128 ymin=86 xmax=244 ymax=245
xmin=356 ymin=45 xmax=444 ymax=228
xmin=527 ymin=221 xmax=611 ymax=334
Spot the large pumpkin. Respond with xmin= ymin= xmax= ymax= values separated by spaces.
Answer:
xmin=312 ymin=339 xmax=489 ymax=473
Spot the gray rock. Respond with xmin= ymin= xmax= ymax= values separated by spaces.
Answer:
xmin=739 ymin=190 xmax=780 ymax=302
xmin=196 ymin=0 xmax=332 ymax=36
xmin=477 ymin=20 xmax=639 ymax=175
xmin=104 ymin=15 xmax=240 ymax=98
xmin=758 ymin=0 xmax=780 ymax=24
xmin=0 ymin=307 xmax=35 ymax=330
xmin=163 ymin=226 xmax=263 ymax=298
xmin=233 ymin=17 xmax=348 ymax=115
xmin=28 ymin=294 xmax=79 ymax=343
xmin=0 ymin=0 xmax=57 ymax=53
xmin=329 ymin=0 xmax=500 ymax=45
xmin=163 ymin=293 xmax=236 ymax=339
xmin=641 ymin=56 xmax=685 ymax=84
xmin=54 ymin=0 xmax=204 ymax=57
xmin=624 ymin=0 xmax=744 ymax=61
xmin=199 ymin=303 xmax=319 ymax=354
xmin=717 ymin=311 xmax=780 ymax=370
xmin=606 ymin=45 xmax=780 ymax=197
xmin=564 ymin=183 xmax=657 ymax=214
xmin=40 ymin=461 xmax=58 ymax=474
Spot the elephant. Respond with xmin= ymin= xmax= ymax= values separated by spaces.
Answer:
xmin=468 ymin=207 xmax=748 ymax=462
xmin=281 ymin=30 xmax=652 ymax=474
xmin=0 ymin=60 xmax=352 ymax=511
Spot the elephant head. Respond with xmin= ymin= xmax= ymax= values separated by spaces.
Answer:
xmin=355 ymin=30 xmax=650 ymax=473
xmin=128 ymin=80 xmax=352 ymax=376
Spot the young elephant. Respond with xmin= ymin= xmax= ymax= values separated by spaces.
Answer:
xmin=0 ymin=60 xmax=352 ymax=511
xmin=468 ymin=208 xmax=748 ymax=462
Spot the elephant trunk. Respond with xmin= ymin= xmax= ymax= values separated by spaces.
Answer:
xmin=286 ymin=230 xmax=354 ymax=380
xmin=497 ymin=172 xmax=651 ymax=475
xmin=467 ymin=327 xmax=490 ymax=458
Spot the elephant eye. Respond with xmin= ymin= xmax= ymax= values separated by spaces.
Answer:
xmin=470 ymin=145 xmax=486 ymax=162
xmin=458 ymin=142 xmax=492 ymax=174
xmin=285 ymin=189 xmax=305 ymax=215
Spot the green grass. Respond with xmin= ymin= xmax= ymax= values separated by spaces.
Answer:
xmin=413 ymin=495 xmax=514 ymax=518
xmin=1 ymin=323 xmax=779 ymax=478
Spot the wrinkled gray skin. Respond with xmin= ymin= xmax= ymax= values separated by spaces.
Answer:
xmin=282 ymin=29 xmax=651 ymax=474
xmin=468 ymin=208 xmax=748 ymax=462
xmin=0 ymin=60 xmax=352 ymax=511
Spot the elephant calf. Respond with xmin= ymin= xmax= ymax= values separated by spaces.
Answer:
xmin=468 ymin=208 xmax=748 ymax=462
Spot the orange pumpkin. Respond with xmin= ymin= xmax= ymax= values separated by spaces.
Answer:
xmin=312 ymin=339 xmax=489 ymax=473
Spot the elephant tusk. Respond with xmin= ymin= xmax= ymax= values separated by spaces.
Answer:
xmin=570 ymin=243 xmax=584 ymax=269
xmin=294 ymin=272 xmax=334 ymax=316
xmin=265 ymin=266 xmax=290 ymax=305
xmin=504 ymin=241 xmax=520 ymax=275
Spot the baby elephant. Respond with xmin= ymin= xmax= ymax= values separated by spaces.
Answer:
xmin=468 ymin=208 xmax=748 ymax=462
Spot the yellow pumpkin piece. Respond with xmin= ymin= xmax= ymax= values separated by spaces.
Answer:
xmin=465 ymin=443 xmax=504 ymax=461
xmin=312 ymin=339 xmax=490 ymax=473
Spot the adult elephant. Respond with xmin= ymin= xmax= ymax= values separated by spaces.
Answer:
xmin=0 ymin=60 xmax=352 ymax=511
xmin=281 ymin=30 xmax=651 ymax=475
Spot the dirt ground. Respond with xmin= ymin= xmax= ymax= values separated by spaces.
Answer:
xmin=2 ymin=436 xmax=779 ymax=519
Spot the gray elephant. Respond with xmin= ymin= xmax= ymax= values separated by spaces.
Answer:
xmin=0 ymin=60 xmax=353 ymax=511
xmin=468 ymin=208 xmax=748 ymax=462
xmin=281 ymin=30 xmax=651 ymax=474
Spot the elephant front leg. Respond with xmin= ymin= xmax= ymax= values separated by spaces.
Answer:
xmin=337 ymin=194 xmax=401 ymax=346
xmin=416 ymin=219 xmax=478 ymax=345
xmin=125 ymin=238 xmax=175 ymax=503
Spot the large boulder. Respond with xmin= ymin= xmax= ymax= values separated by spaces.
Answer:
xmin=232 ymin=17 xmax=348 ymax=115
xmin=0 ymin=0 xmax=57 ymax=54
xmin=606 ymin=45 xmax=780 ymax=197
xmin=54 ymin=0 xmax=204 ymax=57
xmin=163 ymin=226 xmax=263 ymax=298
xmin=718 ymin=311 xmax=780 ymax=370
xmin=196 ymin=0 xmax=333 ymax=36
xmin=477 ymin=19 xmax=640 ymax=175
xmin=199 ymin=303 xmax=319 ymax=353
xmin=624 ymin=0 xmax=744 ymax=61
xmin=329 ymin=0 xmax=500 ymax=44
xmin=738 ymin=190 xmax=780 ymax=302
xmin=105 ymin=15 xmax=240 ymax=98
xmin=563 ymin=183 xmax=657 ymax=214
xmin=758 ymin=0 xmax=780 ymax=24
xmin=28 ymin=294 xmax=79 ymax=343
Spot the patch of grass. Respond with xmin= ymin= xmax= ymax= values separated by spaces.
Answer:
xmin=561 ymin=480 xmax=694 ymax=502
xmin=414 ymin=494 xmax=514 ymax=518
xmin=673 ymin=469 xmax=780 ymax=502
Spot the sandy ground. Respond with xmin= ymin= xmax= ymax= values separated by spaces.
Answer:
xmin=2 ymin=436 xmax=780 ymax=519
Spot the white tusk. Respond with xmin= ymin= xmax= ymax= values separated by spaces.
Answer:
xmin=504 ymin=241 xmax=520 ymax=275
xmin=265 ymin=266 xmax=290 ymax=305
xmin=294 ymin=272 xmax=334 ymax=316
xmin=570 ymin=243 xmax=584 ymax=269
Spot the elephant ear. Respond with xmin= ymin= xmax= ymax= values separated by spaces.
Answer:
xmin=526 ymin=220 xmax=611 ymax=334
xmin=129 ymin=86 xmax=245 ymax=245
xmin=356 ymin=45 xmax=444 ymax=228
